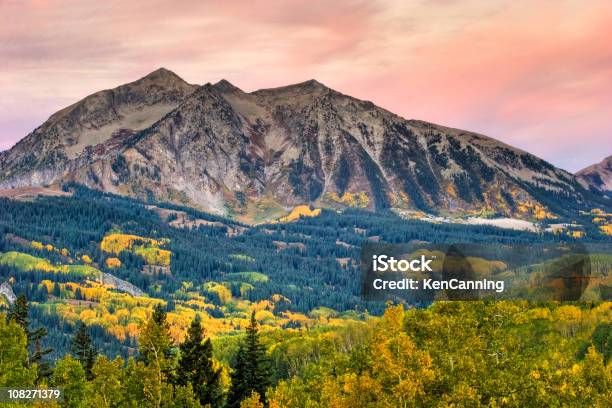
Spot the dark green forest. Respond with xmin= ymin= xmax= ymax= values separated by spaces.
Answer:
xmin=0 ymin=185 xmax=609 ymax=360
xmin=0 ymin=185 xmax=610 ymax=407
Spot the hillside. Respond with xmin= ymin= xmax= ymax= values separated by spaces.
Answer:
xmin=577 ymin=155 xmax=612 ymax=193
xmin=1 ymin=69 xmax=609 ymax=223
xmin=4 ymin=185 xmax=606 ymax=359
xmin=0 ymin=187 xmax=609 ymax=408
xmin=0 ymin=68 xmax=197 ymax=188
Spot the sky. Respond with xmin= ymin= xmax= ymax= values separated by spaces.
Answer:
xmin=1 ymin=0 xmax=611 ymax=172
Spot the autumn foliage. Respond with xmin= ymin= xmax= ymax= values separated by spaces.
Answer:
xmin=279 ymin=205 xmax=321 ymax=222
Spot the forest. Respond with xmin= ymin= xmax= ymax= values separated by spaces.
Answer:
xmin=1 ymin=298 xmax=610 ymax=407
xmin=0 ymin=185 xmax=610 ymax=406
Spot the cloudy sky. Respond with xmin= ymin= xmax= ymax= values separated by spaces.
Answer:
xmin=1 ymin=0 xmax=611 ymax=172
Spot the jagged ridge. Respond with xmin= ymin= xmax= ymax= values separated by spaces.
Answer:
xmin=0 ymin=69 xmax=609 ymax=222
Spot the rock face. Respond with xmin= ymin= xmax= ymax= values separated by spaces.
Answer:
xmin=100 ymin=273 xmax=146 ymax=298
xmin=577 ymin=156 xmax=612 ymax=193
xmin=0 ymin=281 xmax=17 ymax=306
xmin=0 ymin=69 xmax=607 ymax=221
xmin=0 ymin=68 xmax=197 ymax=188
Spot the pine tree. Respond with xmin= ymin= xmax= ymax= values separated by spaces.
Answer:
xmin=30 ymin=326 xmax=53 ymax=380
xmin=227 ymin=344 xmax=247 ymax=408
xmin=7 ymin=294 xmax=29 ymax=329
xmin=227 ymin=312 xmax=270 ymax=408
xmin=176 ymin=316 xmax=222 ymax=407
xmin=71 ymin=322 xmax=98 ymax=380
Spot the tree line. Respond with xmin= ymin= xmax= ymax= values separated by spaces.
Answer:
xmin=2 ymin=294 xmax=272 ymax=407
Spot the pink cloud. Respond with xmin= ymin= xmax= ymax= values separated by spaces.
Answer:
xmin=0 ymin=0 xmax=610 ymax=171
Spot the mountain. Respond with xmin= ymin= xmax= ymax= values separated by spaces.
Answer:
xmin=0 ymin=68 xmax=197 ymax=186
xmin=0 ymin=69 xmax=608 ymax=222
xmin=577 ymin=155 xmax=612 ymax=193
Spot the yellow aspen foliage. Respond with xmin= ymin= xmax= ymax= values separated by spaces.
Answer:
xmin=279 ymin=205 xmax=322 ymax=222
xmin=31 ymin=241 xmax=44 ymax=250
xmin=599 ymin=224 xmax=612 ymax=236
xmin=390 ymin=191 xmax=411 ymax=207
xmin=320 ymin=373 xmax=382 ymax=408
xmin=134 ymin=247 xmax=171 ymax=266
xmin=79 ymin=309 xmax=97 ymax=322
xmin=115 ymin=309 xmax=130 ymax=323
xmin=271 ymin=294 xmax=290 ymax=304
xmin=169 ymin=324 xmax=186 ymax=344
xmin=34 ymin=260 xmax=57 ymax=273
xmin=100 ymin=233 xmax=136 ymax=254
xmin=268 ymin=379 xmax=308 ymax=408
xmin=357 ymin=192 xmax=370 ymax=207
xmin=370 ymin=305 xmax=434 ymax=406
xmin=81 ymin=254 xmax=93 ymax=264
xmin=107 ymin=325 xmax=127 ymax=342
xmin=568 ymin=230 xmax=585 ymax=238
xmin=40 ymin=280 xmax=54 ymax=293
xmin=516 ymin=200 xmax=555 ymax=219
xmin=131 ymin=307 xmax=148 ymax=322
xmin=102 ymin=313 xmax=119 ymax=326
xmin=240 ymin=392 xmax=264 ymax=408
xmin=253 ymin=300 xmax=274 ymax=312
xmin=206 ymin=282 xmax=232 ymax=304
xmin=126 ymin=323 xmax=140 ymax=339
xmin=254 ymin=310 xmax=275 ymax=323
xmin=65 ymin=282 xmax=80 ymax=292
xmin=281 ymin=311 xmax=310 ymax=326
xmin=46 ymin=244 xmax=55 ymax=252
xmin=100 ymin=233 xmax=164 ymax=255
xmin=105 ymin=257 xmax=122 ymax=269
xmin=325 ymin=192 xmax=370 ymax=208
xmin=527 ymin=308 xmax=553 ymax=320
xmin=553 ymin=305 xmax=582 ymax=321
xmin=79 ymin=286 xmax=107 ymax=301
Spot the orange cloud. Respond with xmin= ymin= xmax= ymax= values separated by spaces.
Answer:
xmin=0 ymin=0 xmax=610 ymax=171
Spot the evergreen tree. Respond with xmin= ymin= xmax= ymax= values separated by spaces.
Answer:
xmin=176 ymin=316 xmax=222 ymax=407
xmin=7 ymin=294 xmax=29 ymax=329
xmin=227 ymin=344 xmax=247 ymax=408
xmin=71 ymin=322 xmax=98 ymax=380
xmin=30 ymin=326 xmax=53 ymax=381
xmin=227 ymin=312 xmax=270 ymax=408
xmin=52 ymin=282 xmax=61 ymax=298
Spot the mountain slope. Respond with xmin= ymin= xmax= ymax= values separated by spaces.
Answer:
xmin=0 ymin=68 xmax=197 ymax=186
xmin=0 ymin=70 xmax=608 ymax=222
xmin=577 ymin=155 xmax=612 ymax=193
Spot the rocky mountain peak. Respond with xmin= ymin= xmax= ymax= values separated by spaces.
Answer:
xmin=253 ymin=78 xmax=328 ymax=96
xmin=1 ymin=70 xmax=609 ymax=223
xmin=0 ymin=69 xmax=199 ymax=185
xmin=134 ymin=67 xmax=195 ymax=89
xmin=577 ymin=155 xmax=612 ymax=192
xmin=213 ymin=79 xmax=243 ymax=94
xmin=297 ymin=79 xmax=326 ymax=89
